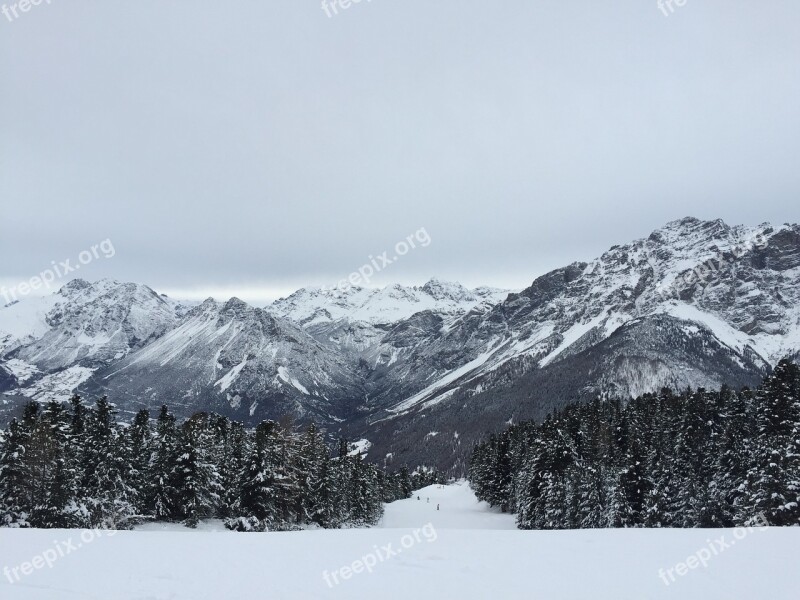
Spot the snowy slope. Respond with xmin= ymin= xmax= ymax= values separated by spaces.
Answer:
xmin=0 ymin=280 xmax=192 ymax=405
xmin=268 ymin=279 xmax=510 ymax=327
xmin=87 ymin=297 xmax=366 ymax=424
xmin=1 ymin=483 xmax=798 ymax=599
xmin=11 ymin=279 xmax=183 ymax=371
xmin=0 ymin=295 xmax=61 ymax=355
xmin=379 ymin=481 xmax=516 ymax=530
xmin=375 ymin=219 xmax=800 ymax=416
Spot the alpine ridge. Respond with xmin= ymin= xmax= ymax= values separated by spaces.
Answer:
xmin=1 ymin=217 xmax=799 ymax=472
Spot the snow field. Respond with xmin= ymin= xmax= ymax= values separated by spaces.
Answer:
xmin=1 ymin=482 xmax=798 ymax=600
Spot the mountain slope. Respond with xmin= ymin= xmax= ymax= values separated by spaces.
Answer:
xmin=342 ymin=218 xmax=800 ymax=470
xmin=370 ymin=219 xmax=799 ymax=417
xmin=0 ymin=279 xmax=189 ymax=405
xmin=86 ymin=297 xmax=366 ymax=424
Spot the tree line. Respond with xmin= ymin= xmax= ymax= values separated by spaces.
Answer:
xmin=470 ymin=359 xmax=800 ymax=529
xmin=0 ymin=398 xmax=441 ymax=530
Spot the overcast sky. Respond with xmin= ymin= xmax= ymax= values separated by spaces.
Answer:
xmin=2 ymin=1 xmax=799 ymax=303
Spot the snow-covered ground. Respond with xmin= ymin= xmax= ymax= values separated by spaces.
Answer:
xmin=1 ymin=482 xmax=798 ymax=599
xmin=379 ymin=480 xmax=516 ymax=530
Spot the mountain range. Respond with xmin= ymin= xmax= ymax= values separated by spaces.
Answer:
xmin=2 ymin=217 xmax=799 ymax=472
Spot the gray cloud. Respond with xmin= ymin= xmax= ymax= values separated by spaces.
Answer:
xmin=2 ymin=1 xmax=799 ymax=302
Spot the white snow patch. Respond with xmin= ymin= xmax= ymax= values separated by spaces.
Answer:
xmin=391 ymin=341 xmax=505 ymax=413
xmin=348 ymin=439 xmax=372 ymax=456
xmin=540 ymin=312 xmax=607 ymax=367
xmin=215 ymin=357 xmax=248 ymax=392
xmin=277 ymin=366 xmax=310 ymax=395
xmin=19 ymin=366 xmax=94 ymax=402
xmin=2 ymin=358 xmax=41 ymax=383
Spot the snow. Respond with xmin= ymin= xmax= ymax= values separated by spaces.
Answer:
xmin=268 ymin=280 xmax=511 ymax=327
xmin=226 ymin=393 xmax=242 ymax=409
xmin=390 ymin=340 xmax=505 ymax=413
xmin=18 ymin=366 xmax=95 ymax=403
xmin=277 ymin=366 xmax=310 ymax=395
xmin=107 ymin=311 xmax=222 ymax=373
xmin=348 ymin=439 xmax=372 ymax=456
xmin=539 ymin=311 xmax=607 ymax=367
xmin=0 ymin=294 xmax=59 ymax=351
xmin=658 ymin=302 xmax=758 ymax=356
xmin=2 ymin=359 xmax=40 ymax=384
xmin=1 ymin=482 xmax=798 ymax=599
xmin=215 ymin=357 xmax=248 ymax=392
xmin=2 ymin=280 xmax=181 ymax=374
xmin=379 ymin=481 xmax=516 ymax=530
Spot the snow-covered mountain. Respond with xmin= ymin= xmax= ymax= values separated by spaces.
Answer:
xmin=268 ymin=279 xmax=508 ymax=327
xmin=350 ymin=218 xmax=800 ymax=470
xmin=373 ymin=219 xmax=798 ymax=414
xmin=0 ymin=279 xmax=191 ymax=404
xmin=85 ymin=297 xmax=366 ymax=424
xmin=2 ymin=217 xmax=799 ymax=470
xmin=0 ymin=277 xmax=506 ymax=421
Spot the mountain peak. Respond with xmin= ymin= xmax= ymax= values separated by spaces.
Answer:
xmin=420 ymin=278 xmax=472 ymax=302
xmin=59 ymin=278 xmax=91 ymax=294
xmin=223 ymin=297 xmax=251 ymax=313
xmin=649 ymin=216 xmax=733 ymax=243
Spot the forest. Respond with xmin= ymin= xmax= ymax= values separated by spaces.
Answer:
xmin=0 ymin=398 xmax=440 ymax=531
xmin=470 ymin=360 xmax=800 ymax=529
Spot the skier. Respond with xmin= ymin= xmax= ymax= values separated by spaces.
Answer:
xmin=437 ymin=504 xmax=439 ymax=511
xmin=417 ymin=496 xmax=420 ymax=501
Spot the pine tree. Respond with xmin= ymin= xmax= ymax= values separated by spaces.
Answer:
xmin=744 ymin=361 xmax=800 ymax=525
xmin=81 ymin=396 xmax=137 ymax=528
xmin=470 ymin=363 xmax=800 ymax=530
xmin=218 ymin=419 xmax=249 ymax=518
xmin=0 ymin=419 xmax=31 ymax=527
xmin=171 ymin=413 xmax=223 ymax=527
xmin=296 ymin=423 xmax=331 ymax=525
xmin=398 ymin=466 xmax=413 ymax=499
xmin=128 ymin=409 xmax=153 ymax=515
xmin=29 ymin=400 xmax=78 ymax=528
xmin=148 ymin=405 xmax=178 ymax=520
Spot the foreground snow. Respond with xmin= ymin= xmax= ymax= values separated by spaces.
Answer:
xmin=1 ymin=482 xmax=798 ymax=599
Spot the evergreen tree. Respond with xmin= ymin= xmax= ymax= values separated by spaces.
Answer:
xmin=148 ymin=405 xmax=178 ymax=520
xmin=0 ymin=419 xmax=31 ymax=527
xmin=81 ymin=396 xmax=137 ymax=528
xmin=128 ymin=409 xmax=153 ymax=515
xmin=171 ymin=414 xmax=223 ymax=527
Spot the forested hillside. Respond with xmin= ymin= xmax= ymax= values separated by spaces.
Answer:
xmin=0 ymin=398 xmax=439 ymax=531
xmin=470 ymin=360 xmax=800 ymax=529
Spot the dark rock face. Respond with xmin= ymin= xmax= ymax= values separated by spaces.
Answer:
xmin=0 ymin=364 xmax=15 ymax=393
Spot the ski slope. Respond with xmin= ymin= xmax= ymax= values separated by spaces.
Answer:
xmin=379 ymin=480 xmax=516 ymax=529
xmin=1 ymin=482 xmax=799 ymax=599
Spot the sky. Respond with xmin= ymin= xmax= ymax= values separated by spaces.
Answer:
xmin=2 ymin=1 xmax=799 ymax=303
